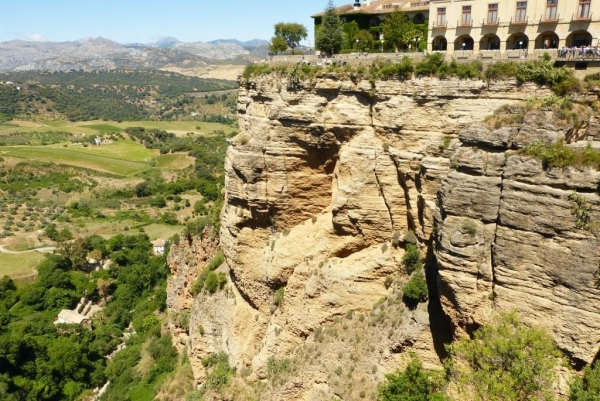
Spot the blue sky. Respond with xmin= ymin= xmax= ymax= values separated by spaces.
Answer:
xmin=1 ymin=0 xmax=333 ymax=44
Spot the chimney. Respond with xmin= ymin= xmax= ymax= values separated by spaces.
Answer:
xmin=364 ymin=0 xmax=371 ymax=6
xmin=354 ymin=1 xmax=361 ymax=10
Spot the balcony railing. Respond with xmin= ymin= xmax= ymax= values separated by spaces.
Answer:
xmin=483 ymin=18 xmax=499 ymax=26
xmin=458 ymin=18 xmax=473 ymax=27
xmin=510 ymin=16 xmax=528 ymax=24
xmin=572 ymin=12 xmax=592 ymax=21
xmin=540 ymin=14 xmax=559 ymax=23
xmin=433 ymin=21 xmax=447 ymax=28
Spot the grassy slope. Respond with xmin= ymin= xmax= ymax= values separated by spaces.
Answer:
xmin=0 ymin=252 xmax=45 ymax=279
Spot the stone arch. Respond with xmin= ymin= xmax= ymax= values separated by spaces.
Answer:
xmin=413 ymin=13 xmax=426 ymax=24
xmin=432 ymin=36 xmax=447 ymax=51
xmin=507 ymin=32 xmax=529 ymax=50
xmin=454 ymin=35 xmax=474 ymax=51
xmin=566 ymin=30 xmax=592 ymax=47
xmin=480 ymin=33 xmax=501 ymax=50
xmin=535 ymin=31 xmax=559 ymax=49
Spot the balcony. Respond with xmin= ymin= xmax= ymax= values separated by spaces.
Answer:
xmin=483 ymin=18 xmax=499 ymax=26
xmin=458 ymin=18 xmax=473 ymax=27
xmin=572 ymin=12 xmax=592 ymax=21
xmin=540 ymin=14 xmax=559 ymax=23
xmin=433 ymin=21 xmax=447 ymax=28
xmin=510 ymin=16 xmax=528 ymax=25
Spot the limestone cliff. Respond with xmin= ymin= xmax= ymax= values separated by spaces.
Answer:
xmin=167 ymin=72 xmax=600 ymax=400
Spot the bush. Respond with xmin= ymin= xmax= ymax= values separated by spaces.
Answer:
xmin=402 ymin=243 xmax=422 ymax=274
xmin=448 ymin=311 xmax=563 ymax=401
xmin=415 ymin=53 xmax=446 ymax=77
xmin=402 ymin=270 xmax=428 ymax=306
xmin=570 ymin=362 xmax=600 ymax=401
xmin=378 ymin=353 xmax=447 ymax=401
xmin=202 ymin=352 xmax=235 ymax=391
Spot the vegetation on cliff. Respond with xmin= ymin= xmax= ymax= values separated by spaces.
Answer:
xmin=243 ymin=54 xmax=583 ymax=96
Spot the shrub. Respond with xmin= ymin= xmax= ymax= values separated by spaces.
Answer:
xmin=570 ymin=362 xmax=600 ymax=401
xmin=461 ymin=219 xmax=478 ymax=237
xmin=402 ymin=243 xmax=422 ymax=274
xmin=415 ymin=53 xmax=446 ymax=77
xmin=484 ymin=62 xmax=519 ymax=81
xmin=273 ymin=287 xmax=285 ymax=307
xmin=447 ymin=311 xmax=563 ymax=401
xmin=402 ymin=270 xmax=428 ymax=306
xmin=378 ymin=353 xmax=447 ymax=401
xmin=201 ymin=352 xmax=235 ymax=391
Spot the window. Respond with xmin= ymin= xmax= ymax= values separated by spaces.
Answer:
xmin=515 ymin=2 xmax=527 ymax=22
xmin=578 ymin=0 xmax=591 ymax=19
xmin=437 ymin=7 xmax=447 ymax=26
xmin=488 ymin=4 xmax=498 ymax=23
xmin=462 ymin=6 xmax=472 ymax=25
xmin=545 ymin=0 xmax=558 ymax=20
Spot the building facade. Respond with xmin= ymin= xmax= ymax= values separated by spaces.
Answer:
xmin=312 ymin=0 xmax=430 ymax=42
xmin=428 ymin=0 xmax=600 ymax=54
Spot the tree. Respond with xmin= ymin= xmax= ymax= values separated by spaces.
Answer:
xmin=315 ymin=0 xmax=344 ymax=55
xmin=343 ymin=20 xmax=360 ymax=50
xmin=269 ymin=36 xmax=288 ymax=55
xmin=378 ymin=353 xmax=447 ymax=401
xmin=355 ymin=30 xmax=374 ymax=52
xmin=274 ymin=22 xmax=308 ymax=54
xmin=447 ymin=311 xmax=563 ymax=401
xmin=382 ymin=8 xmax=419 ymax=52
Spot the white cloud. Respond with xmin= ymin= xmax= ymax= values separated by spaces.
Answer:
xmin=24 ymin=33 xmax=45 ymax=42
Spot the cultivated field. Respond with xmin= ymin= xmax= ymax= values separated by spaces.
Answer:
xmin=0 ymin=119 xmax=230 ymax=278
xmin=0 ymin=120 xmax=237 ymax=136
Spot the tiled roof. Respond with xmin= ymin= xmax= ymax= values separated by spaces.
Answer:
xmin=312 ymin=0 xmax=429 ymax=17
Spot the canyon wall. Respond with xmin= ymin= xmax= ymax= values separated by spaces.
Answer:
xmin=167 ymin=73 xmax=600 ymax=399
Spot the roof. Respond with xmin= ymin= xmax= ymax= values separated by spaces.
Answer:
xmin=56 ymin=309 xmax=90 ymax=324
xmin=152 ymin=239 xmax=168 ymax=247
xmin=312 ymin=0 xmax=429 ymax=18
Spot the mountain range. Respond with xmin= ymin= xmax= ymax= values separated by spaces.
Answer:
xmin=0 ymin=37 xmax=270 ymax=72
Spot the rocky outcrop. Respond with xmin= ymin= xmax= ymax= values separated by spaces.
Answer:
xmin=167 ymin=72 xmax=600 ymax=399
xmin=436 ymin=118 xmax=600 ymax=365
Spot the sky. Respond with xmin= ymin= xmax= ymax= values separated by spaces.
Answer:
xmin=1 ymin=0 xmax=334 ymax=45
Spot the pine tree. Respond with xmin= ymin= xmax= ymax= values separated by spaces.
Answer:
xmin=315 ymin=0 xmax=344 ymax=55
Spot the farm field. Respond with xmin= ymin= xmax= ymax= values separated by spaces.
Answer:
xmin=0 ymin=119 xmax=230 ymax=279
xmin=0 ymin=120 xmax=237 ymax=136
xmin=0 ymin=140 xmax=157 ymax=176
xmin=0 ymin=251 xmax=45 ymax=280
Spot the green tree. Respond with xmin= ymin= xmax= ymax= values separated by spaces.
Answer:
xmin=382 ymin=9 xmax=419 ymax=52
xmin=378 ymin=353 xmax=447 ymax=401
xmin=274 ymin=22 xmax=308 ymax=54
xmin=447 ymin=311 xmax=563 ymax=401
xmin=343 ymin=20 xmax=360 ymax=50
xmin=355 ymin=29 xmax=374 ymax=52
xmin=315 ymin=0 xmax=344 ymax=55
xmin=269 ymin=36 xmax=288 ymax=55
xmin=570 ymin=362 xmax=600 ymax=401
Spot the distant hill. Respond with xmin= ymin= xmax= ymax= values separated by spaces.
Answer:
xmin=208 ymin=39 xmax=270 ymax=49
xmin=0 ymin=37 xmax=259 ymax=72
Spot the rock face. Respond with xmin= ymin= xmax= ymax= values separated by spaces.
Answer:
xmin=436 ymin=120 xmax=600 ymax=365
xmin=167 ymin=72 xmax=600 ymax=399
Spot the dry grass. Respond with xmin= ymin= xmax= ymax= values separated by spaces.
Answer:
xmin=0 ymin=252 xmax=45 ymax=279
